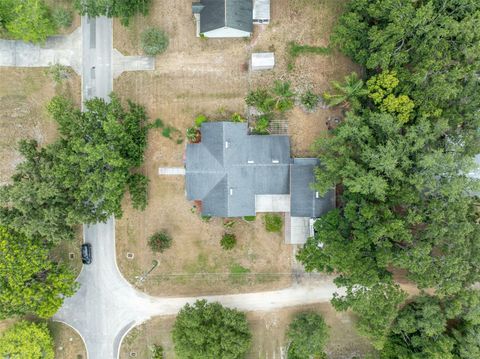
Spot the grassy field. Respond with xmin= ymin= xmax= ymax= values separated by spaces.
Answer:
xmin=49 ymin=321 xmax=87 ymax=359
xmin=120 ymin=303 xmax=377 ymax=359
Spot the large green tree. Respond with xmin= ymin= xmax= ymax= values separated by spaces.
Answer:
xmin=0 ymin=321 xmax=54 ymax=359
xmin=286 ymin=312 xmax=329 ymax=359
xmin=172 ymin=300 xmax=251 ymax=359
xmin=0 ymin=226 xmax=77 ymax=318
xmin=381 ymin=292 xmax=480 ymax=358
xmin=0 ymin=94 xmax=150 ymax=242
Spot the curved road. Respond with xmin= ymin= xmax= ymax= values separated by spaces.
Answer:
xmin=54 ymin=218 xmax=342 ymax=358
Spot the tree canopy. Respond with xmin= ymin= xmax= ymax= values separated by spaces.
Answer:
xmin=0 ymin=226 xmax=77 ymax=318
xmin=172 ymin=300 xmax=251 ymax=359
xmin=0 ymin=0 xmax=57 ymax=43
xmin=0 ymin=321 xmax=54 ymax=359
xmin=0 ymin=94 xmax=150 ymax=243
xmin=298 ymin=0 xmax=480 ymax=350
xmin=286 ymin=312 xmax=329 ymax=359
xmin=74 ymin=0 xmax=152 ymax=26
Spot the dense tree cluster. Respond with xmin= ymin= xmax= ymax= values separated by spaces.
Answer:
xmin=172 ymin=300 xmax=251 ymax=359
xmin=74 ymin=0 xmax=152 ymax=26
xmin=298 ymin=0 xmax=480 ymax=352
xmin=0 ymin=226 xmax=77 ymax=318
xmin=0 ymin=94 xmax=150 ymax=244
xmin=286 ymin=312 xmax=329 ymax=359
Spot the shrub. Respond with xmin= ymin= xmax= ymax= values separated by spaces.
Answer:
xmin=141 ymin=27 xmax=169 ymax=56
xmin=148 ymin=231 xmax=172 ymax=253
xmin=264 ymin=214 xmax=282 ymax=232
xmin=245 ymin=89 xmax=274 ymax=113
xmin=253 ymin=115 xmax=270 ymax=135
xmin=301 ymin=90 xmax=319 ymax=111
xmin=194 ymin=114 xmax=207 ymax=127
xmin=128 ymin=173 xmax=149 ymax=211
xmin=243 ymin=216 xmax=256 ymax=222
xmin=286 ymin=312 xmax=329 ymax=359
xmin=231 ymin=112 xmax=246 ymax=122
xmin=45 ymin=63 xmax=71 ymax=83
xmin=221 ymin=233 xmax=236 ymax=250
xmin=52 ymin=7 xmax=73 ymax=29
xmin=172 ymin=300 xmax=251 ymax=358
xmin=150 ymin=344 xmax=164 ymax=359
xmin=229 ymin=263 xmax=250 ymax=284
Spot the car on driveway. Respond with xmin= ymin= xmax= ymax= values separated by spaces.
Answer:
xmin=82 ymin=243 xmax=92 ymax=264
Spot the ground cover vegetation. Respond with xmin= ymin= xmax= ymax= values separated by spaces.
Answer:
xmin=172 ymin=300 xmax=251 ymax=359
xmin=298 ymin=0 xmax=480 ymax=354
xmin=74 ymin=0 xmax=151 ymax=26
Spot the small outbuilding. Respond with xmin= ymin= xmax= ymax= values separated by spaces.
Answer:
xmin=253 ymin=0 xmax=270 ymax=24
xmin=250 ymin=52 xmax=275 ymax=71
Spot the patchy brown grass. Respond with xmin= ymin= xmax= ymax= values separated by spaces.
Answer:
xmin=113 ymin=0 xmax=359 ymax=295
xmin=0 ymin=68 xmax=80 ymax=184
xmin=49 ymin=321 xmax=87 ymax=359
xmin=120 ymin=303 xmax=377 ymax=359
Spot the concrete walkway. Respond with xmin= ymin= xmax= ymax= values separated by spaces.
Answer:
xmin=0 ymin=28 xmax=82 ymax=74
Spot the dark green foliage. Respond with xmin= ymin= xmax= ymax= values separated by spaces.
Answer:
xmin=300 ymin=90 xmax=319 ymax=111
xmin=1 ymin=0 xmax=57 ymax=43
xmin=52 ymin=7 xmax=72 ymax=29
xmin=297 ymin=0 xmax=480 ymax=349
xmin=128 ymin=173 xmax=149 ymax=211
xmin=286 ymin=312 xmax=329 ymax=359
xmin=246 ymin=81 xmax=295 ymax=113
xmin=148 ymin=231 xmax=172 ymax=253
xmin=172 ymin=300 xmax=251 ymax=359
xmin=74 ymin=0 xmax=152 ymax=26
xmin=264 ymin=214 xmax=282 ymax=232
xmin=141 ymin=27 xmax=169 ymax=56
xmin=220 ymin=233 xmax=236 ymax=250
xmin=0 ymin=94 xmax=151 ymax=243
xmin=381 ymin=292 xmax=480 ymax=358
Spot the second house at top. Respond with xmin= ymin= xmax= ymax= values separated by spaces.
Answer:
xmin=192 ymin=0 xmax=270 ymax=38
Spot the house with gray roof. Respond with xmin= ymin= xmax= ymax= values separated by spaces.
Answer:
xmin=185 ymin=122 xmax=335 ymax=244
xmin=192 ymin=0 xmax=270 ymax=38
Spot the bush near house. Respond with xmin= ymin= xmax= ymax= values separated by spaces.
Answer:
xmin=220 ymin=233 xmax=236 ymax=250
xmin=264 ymin=214 xmax=282 ymax=233
xmin=141 ymin=27 xmax=169 ymax=56
xmin=148 ymin=231 xmax=172 ymax=253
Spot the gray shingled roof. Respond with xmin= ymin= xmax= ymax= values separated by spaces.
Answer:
xmin=290 ymin=158 xmax=335 ymax=217
xmin=186 ymin=122 xmax=290 ymax=217
xmin=193 ymin=0 xmax=253 ymax=33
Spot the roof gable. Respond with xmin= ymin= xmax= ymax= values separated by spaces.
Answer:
xmin=194 ymin=0 xmax=253 ymax=34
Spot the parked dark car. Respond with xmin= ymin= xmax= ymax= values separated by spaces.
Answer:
xmin=81 ymin=243 xmax=92 ymax=265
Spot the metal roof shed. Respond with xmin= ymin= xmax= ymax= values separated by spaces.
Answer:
xmin=251 ymin=52 xmax=275 ymax=71
xmin=253 ymin=0 xmax=270 ymax=24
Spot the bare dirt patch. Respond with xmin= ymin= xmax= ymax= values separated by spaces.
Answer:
xmin=0 ymin=68 xmax=80 ymax=184
xmin=49 ymin=321 xmax=87 ymax=359
xmin=120 ymin=303 xmax=376 ymax=359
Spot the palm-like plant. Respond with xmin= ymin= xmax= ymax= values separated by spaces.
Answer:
xmin=271 ymin=80 xmax=295 ymax=112
xmin=323 ymin=72 xmax=368 ymax=109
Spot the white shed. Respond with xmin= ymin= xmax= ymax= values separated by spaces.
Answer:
xmin=253 ymin=0 xmax=270 ymax=24
xmin=250 ymin=52 xmax=275 ymax=71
